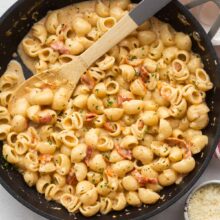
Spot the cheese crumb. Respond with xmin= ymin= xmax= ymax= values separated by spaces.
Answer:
xmin=188 ymin=184 xmax=220 ymax=220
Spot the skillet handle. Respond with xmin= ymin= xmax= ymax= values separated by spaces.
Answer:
xmin=185 ymin=0 xmax=220 ymax=40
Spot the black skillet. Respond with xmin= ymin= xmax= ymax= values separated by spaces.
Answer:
xmin=0 ymin=0 xmax=220 ymax=219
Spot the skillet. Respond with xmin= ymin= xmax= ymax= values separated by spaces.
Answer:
xmin=0 ymin=0 xmax=220 ymax=219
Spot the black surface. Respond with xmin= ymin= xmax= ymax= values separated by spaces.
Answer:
xmin=0 ymin=0 xmax=220 ymax=220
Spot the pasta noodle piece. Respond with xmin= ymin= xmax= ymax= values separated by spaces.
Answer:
xmin=60 ymin=194 xmax=81 ymax=213
xmin=100 ymin=197 xmax=112 ymax=214
xmin=32 ymin=23 xmax=48 ymax=44
xmin=175 ymin=32 xmax=192 ymax=51
xmin=97 ymin=17 xmax=117 ymax=33
xmin=138 ymin=188 xmax=160 ymax=204
xmin=95 ymin=0 xmax=110 ymax=17
xmin=79 ymin=202 xmax=100 ymax=217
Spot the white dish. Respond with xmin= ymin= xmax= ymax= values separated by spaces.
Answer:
xmin=184 ymin=180 xmax=220 ymax=220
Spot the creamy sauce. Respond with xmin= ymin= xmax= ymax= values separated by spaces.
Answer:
xmin=18 ymin=1 xmax=98 ymax=74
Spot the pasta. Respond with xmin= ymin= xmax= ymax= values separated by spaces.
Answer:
xmin=0 ymin=0 xmax=213 ymax=218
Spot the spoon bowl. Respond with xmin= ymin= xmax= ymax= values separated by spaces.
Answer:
xmin=8 ymin=55 xmax=86 ymax=113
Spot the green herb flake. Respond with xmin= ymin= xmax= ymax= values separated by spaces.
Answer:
xmin=151 ymin=73 xmax=155 ymax=78
xmin=177 ymin=108 xmax=182 ymax=112
xmin=144 ymin=127 xmax=148 ymax=134
xmin=130 ymin=55 xmax=137 ymax=60
xmin=0 ymin=159 xmax=11 ymax=170
xmin=107 ymin=99 xmax=114 ymax=107
xmin=99 ymin=168 xmax=104 ymax=173
xmin=135 ymin=69 xmax=140 ymax=76
xmin=102 ymin=152 xmax=110 ymax=160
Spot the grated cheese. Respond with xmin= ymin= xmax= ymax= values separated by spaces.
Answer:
xmin=188 ymin=184 xmax=220 ymax=220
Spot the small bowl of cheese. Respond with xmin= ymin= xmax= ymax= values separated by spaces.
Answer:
xmin=184 ymin=180 xmax=220 ymax=220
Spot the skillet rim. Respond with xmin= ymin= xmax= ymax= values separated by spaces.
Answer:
xmin=0 ymin=0 xmax=219 ymax=220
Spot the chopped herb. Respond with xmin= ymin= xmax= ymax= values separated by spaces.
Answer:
xmin=107 ymin=99 xmax=114 ymax=107
xmin=102 ymin=152 xmax=110 ymax=160
xmin=95 ymin=106 xmax=99 ymax=110
xmin=164 ymin=147 xmax=168 ymax=153
xmin=99 ymin=168 xmax=104 ymax=173
xmin=48 ymin=140 xmax=52 ymax=145
xmin=177 ymin=108 xmax=182 ymax=112
xmin=0 ymin=159 xmax=11 ymax=170
xmin=151 ymin=73 xmax=156 ymax=78
xmin=135 ymin=69 xmax=140 ymax=76
xmin=130 ymin=55 xmax=137 ymax=60
xmin=144 ymin=127 xmax=148 ymax=134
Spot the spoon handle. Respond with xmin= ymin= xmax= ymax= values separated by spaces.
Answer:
xmin=129 ymin=0 xmax=172 ymax=26
xmin=80 ymin=0 xmax=172 ymax=67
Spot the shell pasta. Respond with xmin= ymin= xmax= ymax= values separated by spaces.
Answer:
xmin=0 ymin=0 xmax=213 ymax=218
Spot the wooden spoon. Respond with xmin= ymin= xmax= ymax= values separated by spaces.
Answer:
xmin=9 ymin=0 xmax=172 ymax=112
